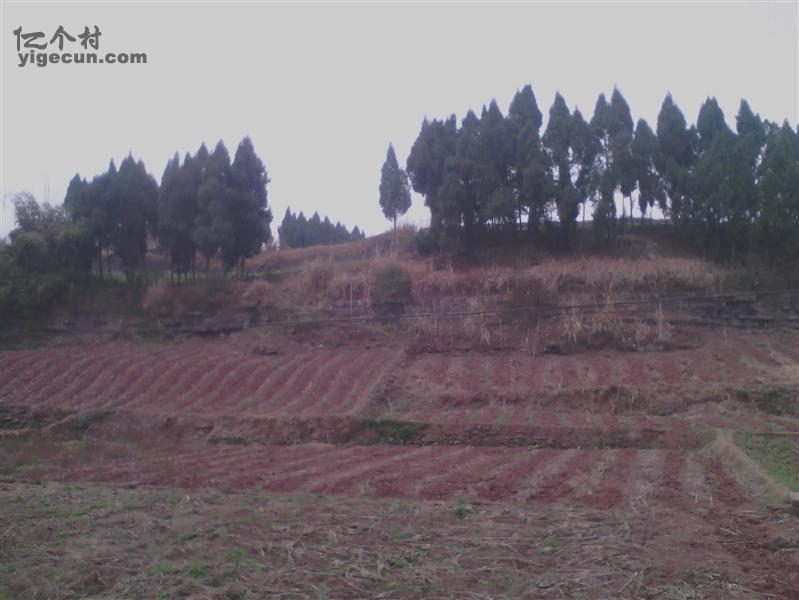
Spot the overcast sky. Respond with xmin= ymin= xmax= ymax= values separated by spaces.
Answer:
xmin=1 ymin=1 xmax=797 ymax=239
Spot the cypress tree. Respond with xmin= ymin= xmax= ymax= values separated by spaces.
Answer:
xmin=112 ymin=155 xmax=159 ymax=283
xmin=193 ymin=141 xmax=236 ymax=273
xmin=631 ymin=119 xmax=664 ymax=221
xmin=544 ymin=93 xmax=579 ymax=246
xmin=379 ymin=144 xmax=412 ymax=231
xmin=230 ymin=136 xmax=272 ymax=273
xmin=655 ymin=93 xmax=696 ymax=222
xmin=508 ymin=85 xmax=548 ymax=234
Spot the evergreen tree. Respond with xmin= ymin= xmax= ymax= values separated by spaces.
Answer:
xmin=378 ymin=144 xmax=412 ymax=231
xmin=158 ymin=153 xmax=199 ymax=281
xmin=476 ymin=100 xmax=514 ymax=230
xmin=112 ymin=155 xmax=159 ymax=283
xmin=278 ymin=208 xmax=363 ymax=248
xmin=570 ymin=108 xmax=599 ymax=224
xmin=63 ymin=173 xmax=100 ymax=274
xmin=727 ymin=100 xmax=766 ymax=258
xmin=756 ymin=121 xmax=799 ymax=262
xmin=278 ymin=207 xmax=296 ymax=248
xmin=544 ymin=93 xmax=579 ymax=246
xmin=508 ymin=85 xmax=549 ymax=234
xmin=631 ymin=119 xmax=664 ymax=221
xmin=64 ymin=161 xmax=118 ymax=278
xmin=589 ymin=94 xmax=617 ymax=238
xmin=696 ymin=97 xmax=730 ymax=152
xmin=230 ymin=136 xmax=272 ymax=273
xmin=406 ymin=116 xmax=458 ymax=238
xmin=609 ymin=88 xmax=637 ymax=221
xmin=655 ymin=93 xmax=696 ymax=222
xmin=193 ymin=141 xmax=236 ymax=273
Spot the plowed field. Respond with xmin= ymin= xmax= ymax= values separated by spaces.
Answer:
xmin=2 ymin=326 xmax=798 ymax=598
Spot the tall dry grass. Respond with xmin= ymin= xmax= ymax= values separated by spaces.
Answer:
xmin=416 ymin=256 xmax=723 ymax=298
xmin=257 ymin=253 xmax=723 ymax=315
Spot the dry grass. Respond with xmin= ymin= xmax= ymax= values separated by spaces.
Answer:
xmin=415 ymin=256 xmax=722 ymax=299
xmin=0 ymin=479 xmax=776 ymax=600
xmin=140 ymin=279 xmax=174 ymax=316
xmin=250 ymin=229 xmax=417 ymax=273
xmin=273 ymin=254 xmax=721 ymax=311
xmin=557 ymin=305 xmax=673 ymax=352
xmin=141 ymin=234 xmax=725 ymax=346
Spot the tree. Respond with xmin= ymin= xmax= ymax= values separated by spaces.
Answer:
xmin=508 ymin=84 xmax=549 ymax=234
xmin=278 ymin=207 xmax=297 ymax=248
xmin=655 ymin=93 xmax=696 ymax=222
xmin=570 ymin=108 xmax=599 ymax=224
xmin=688 ymin=98 xmax=736 ymax=254
xmin=278 ymin=207 xmax=363 ymax=248
xmin=193 ymin=141 xmax=236 ymax=273
xmin=756 ymin=121 xmax=799 ymax=263
xmin=696 ymin=97 xmax=730 ymax=153
xmin=609 ymin=88 xmax=636 ymax=222
xmin=406 ymin=116 xmax=458 ymax=239
xmin=631 ymin=118 xmax=664 ymax=221
xmin=229 ymin=136 xmax=272 ymax=273
xmin=2 ymin=192 xmax=93 ymax=313
xmin=158 ymin=153 xmax=200 ymax=281
xmin=112 ymin=155 xmax=159 ymax=283
xmin=589 ymin=93 xmax=617 ymax=239
xmin=64 ymin=162 xmax=117 ymax=278
xmin=543 ymin=93 xmax=579 ymax=246
xmin=379 ymin=144 xmax=412 ymax=231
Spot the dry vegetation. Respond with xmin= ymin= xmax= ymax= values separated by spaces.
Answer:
xmin=3 ymin=479 xmax=785 ymax=600
xmin=136 ymin=232 xmax=729 ymax=354
xmin=5 ymin=234 xmax=799 ymax=600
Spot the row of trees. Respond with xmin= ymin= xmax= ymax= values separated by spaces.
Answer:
xmin=278 ymin=208 xmax=365 ymax=248
xmin=2 ymin=137 xmax=273 ymax=315
xmin=405 ymin=85 xmax=799 ymax=261
xmin=63 ymin=137 xmax=273 ymax=282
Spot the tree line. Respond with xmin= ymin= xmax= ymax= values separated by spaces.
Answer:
xmin=1 ymin=137 xmax=274 ymax=312
xmin=64 ymin=137 xmax=273 ymax=282
xmin=402 ymin=85 xmax=799 ymax=263
xmin=278 ymin=208 xmax=365 ymax=249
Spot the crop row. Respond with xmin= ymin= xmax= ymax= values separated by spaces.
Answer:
xmin=398 ymin=336 xmax=797 ymax=402
xmin=387 ymin=402 xmax=799 ymax=433
xmin=33 ymin=444 xmax=744 ymax=507
xmin=0 ymin=341 xmax=401 ymax=417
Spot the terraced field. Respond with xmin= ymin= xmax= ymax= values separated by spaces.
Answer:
xmin=0 ymin=340 xmax=402 ymax=417
xmin=1 ymin=325 xmax=798 ymax=598
xmin=27 ymin=444 xmax=709 ymax=506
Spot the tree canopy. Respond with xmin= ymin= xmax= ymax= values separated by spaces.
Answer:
xmin=402 ymin=83 xmax=798 ymax=263
xmin=379 ymin=144 xmax=412 ymax=230
xmin=278 ymin=208 xmax=365 ymax=249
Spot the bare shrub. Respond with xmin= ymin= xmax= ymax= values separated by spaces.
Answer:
xmin=141 ymin=279 xmax=174 ymax=316
xmin=239 ymin=280 xmax=271 ymax=308
xmin=302 ymin=259 xmax=335 ymax=296
xmin=655 ymin=305 xmax=673 ymax=343
xmin=561 ymin=309 xmax=584 ymax=345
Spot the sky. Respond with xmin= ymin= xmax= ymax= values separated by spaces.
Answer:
xmin=1 ymin=1 xmax=797 ymax=240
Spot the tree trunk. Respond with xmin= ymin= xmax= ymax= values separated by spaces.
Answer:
xmin=97 ymin=244 xmax=104 ymax=280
